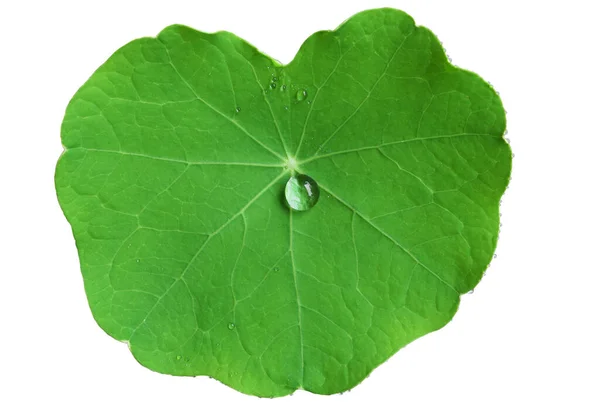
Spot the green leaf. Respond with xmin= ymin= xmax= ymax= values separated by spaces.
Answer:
xmin=56 ymin=8 xmax=511 ymax=397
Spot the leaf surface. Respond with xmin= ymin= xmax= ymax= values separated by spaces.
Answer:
xmin=56 ymin=8 xmax=511 ymax=397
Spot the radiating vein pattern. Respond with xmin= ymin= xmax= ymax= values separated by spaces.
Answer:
xmin=56 ymin=8 xmax=511 ymax=398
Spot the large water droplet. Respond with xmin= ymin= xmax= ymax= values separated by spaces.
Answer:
xmin=296 ymin=89 xmax=307 ymax=101
xmin=285 ymin=174 xmax=320 ymax=211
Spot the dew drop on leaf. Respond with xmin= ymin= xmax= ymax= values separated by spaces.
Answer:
xmin=296 ymin=89 xmax=307 ymax=101
xmin=280 ymin=84 xmax=287 ymax=91
xmin=285 ymin=174 xmax=320 ymax=211
xmin=270 ymin=82 xmax=277 ymax=89
xmin=235 ymin=106 xmax=241 ymax=113
xmin=272 ymin=76 xmax=278 ymax=82
xmin=228 ymin=322 xmax=235 ymax=330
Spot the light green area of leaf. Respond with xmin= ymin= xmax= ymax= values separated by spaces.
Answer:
xmin=56 ymin=8 xmax=511 ymax=397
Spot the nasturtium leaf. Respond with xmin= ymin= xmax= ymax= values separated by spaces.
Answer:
xmin=56 ymin=8 xmax=511 ymax=397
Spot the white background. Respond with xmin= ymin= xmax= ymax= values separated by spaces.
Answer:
xmin=1 ymin=0 xmax=598 ymax=410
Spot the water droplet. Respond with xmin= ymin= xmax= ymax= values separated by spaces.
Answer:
xmin=228 ymin=322 xmax=235 ymax=330
xmin=272 ymin=76 xmax=278 ymax=82
xmin=285 ymin=174 xmax=320 ymax=211
xmin=176 ymin=355 xmax=182 ymax=360
xmin=284 ymin=105 xmax=289 ymax=111
xmin=270 ymin=82 xmax=277 ymax=89
xmin=274 ymin=267 xmax=280 ymax=272
xmin=494 ymin=254 xmax=498 ymax=259
xmin=512 ymin=153 xmax=515 ymax=158
xmin=136 ymin=259 xmax=140 ymax=263
xmin=468 ymin=289 xmax=474 ymax=294
xmin=235 ymin=106 xmax=241 ymax=113
xmin=448 ymin=57 xmax=453 ymax=63
xmin=280 ymin=84 xmax=287 ymax=91
xmin=307 ymin=100 xmax=312 ymax=105
xmin=296 ymin=89 xmax=308 ymax=101
xmin=506 ymin=138 xmax=511 ymax=143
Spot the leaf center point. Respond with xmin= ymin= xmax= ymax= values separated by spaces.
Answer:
xmin=285 ymin=157 xmax=298 ymax=171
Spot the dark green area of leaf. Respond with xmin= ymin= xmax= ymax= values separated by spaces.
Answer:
xmin=56 ymin=8 xmax=511 ymax=397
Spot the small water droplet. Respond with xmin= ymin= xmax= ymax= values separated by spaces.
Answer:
xmin=235 ymin=106 xmax=241 ymax=113
xmin=272 ymin=76 xmax=278 ymax=82
xmin=494 ymin=254 xmax=498 ymax=259
xmin=506 ymin=138 xmax=511 ymax=143
xmin=285 ymin=174 xmax=320 ymax=211
xmin=284 ymin=105 xmax=289 ymax=111
xmin=296 ymin=89 xmax=308 ymax=101
xmin=307 ymin=100 xmax=312 ymax=105
xmin=280 ymin=84 xmax=287 ymax=91
xmin=448 ymin=57 xmax=453 ymax=63
xmin=270 ymin=82 xmax=277 ymax=89
xmin=176 ymin=355 xmax=182 ymax=360
xmin=228 ymin=322 xmax=235 ymax=330
xmin=274 ymin=267 xmax=280 ymax=272
xmin=136 ymin=259 xmax=140 ymax=263
xmin=468 ymin=289 xmax=474 ymax=294
xmin=512 ymin=153 xmax=515 ymax=158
